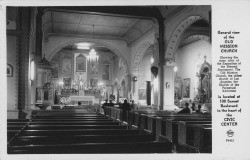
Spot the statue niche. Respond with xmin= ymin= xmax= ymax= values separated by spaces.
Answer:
xmin=196 ymin=61 xmax=212 ymax=103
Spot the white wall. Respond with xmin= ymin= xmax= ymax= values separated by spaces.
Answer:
xmin=7 ymin=36 xmax=18 ymax=110
xmin=176 ymin=40 xmax=211 ymax=101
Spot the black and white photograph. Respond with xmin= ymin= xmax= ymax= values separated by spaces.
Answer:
xmin=1 ymin=0 xmax=250 ymax=160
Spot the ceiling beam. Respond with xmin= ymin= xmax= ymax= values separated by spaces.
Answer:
xmin=44 ymin=32 xmax=131 ymax=45
xmin=41 ymin=6 xmax=163 ymax=23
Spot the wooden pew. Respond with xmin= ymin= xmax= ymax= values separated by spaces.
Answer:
xmin=10 ymin=134 xmax=156 ymax=145
xmin=193 ymin=125 xmax=212 ymax=153
xmin=127 ymin=110 xmax=210 ymax=133
xmin=8 ymin=141 xmax=173 ymax=154
xmin=7 ymin=119 xmax=30 ymax=141
xmin=177 ymin=121 xmax=211 ymax=153
xmin=18 ymin=129 xmax=142 ymax=136
xmin=8 ymin=110 xmax=173 ymax=154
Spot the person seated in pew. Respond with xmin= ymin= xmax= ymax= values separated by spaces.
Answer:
xmin=120 ymin=99 xmax=131 ymax=121
xmin=102 ymin=99 xmax=108 ymax=107
xmin=191 ymin=102 xmax=196 ymax=111
xmin=177 ymin=102 xmax=191 ymax=114
xmin=108 ymin=100 xmax=115 ymax=107
xmin=102 ymin=99 xmax=109 ymax=115
xmin=196 ymin=104 xmax=202 ymax=113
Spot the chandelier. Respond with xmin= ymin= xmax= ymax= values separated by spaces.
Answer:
xmin=87 ymin=25 xmax=99 ymax=62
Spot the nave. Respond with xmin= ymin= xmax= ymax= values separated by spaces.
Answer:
xmin=7 ymin=108 xmax=211 ymax=154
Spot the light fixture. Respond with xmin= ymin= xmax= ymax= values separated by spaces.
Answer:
xmin=150 ymin=56 xmax=154 ymax=64
xmin=87 ymin=25 xmax=99 ymax=62
xmin=76 ymin=42 xmax=91 ymax=50
xmin=77 ymin=46 xmax=90 ymax=50
xmin=174 ymin=66 xmax=178 ymax=72
xmin=30 ymin=60 xmax=35 ymax=81
xmin=133 ymin=77 xmax=137 ymax=82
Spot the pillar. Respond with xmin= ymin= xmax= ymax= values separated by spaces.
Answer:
xmin=163 ymin=65 xmax=175 ymax=110
xmin=18 ymin=8 xmax=31 ymax=110
xmin=158 ymin=19 xmax=165 ymax=110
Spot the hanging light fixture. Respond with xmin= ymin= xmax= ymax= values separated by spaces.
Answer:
xmin=87 ymin=25 xmax=99 ymax=62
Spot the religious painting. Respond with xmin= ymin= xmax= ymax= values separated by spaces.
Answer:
xmin=62 ymin=59 xmax=72 ymax=75
xmin=138 ymin=89 xmax=146 ymax=100
xmin=63 ymin=77 xmax=71 ymax=87
xmin=90 ymin=78 xmax=98 ymax=87
xmin=183 ymin=78 xmax=190 ymax=98
xmin=101 ymin=64 xmax=110 ymax=80
xmin=7 ymin=64 xmax=13 ymax=77
xmin=76 ymin=55 xmax=86 ymax=72
xmin=51 ymin=63 xmax=59 ymax=78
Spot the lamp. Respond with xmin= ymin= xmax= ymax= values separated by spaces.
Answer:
xmin=150 ymin=56 xmax=154 ymax=64
xmin=87 ymin=25 xmax=99 ymax=62
xmin=133 ymin=76 xmax=137 ymax=82
xmin=30 ymin=60 xmax=35 ymax=81
xmin=174 ymin=66 xmax=178 ymax=72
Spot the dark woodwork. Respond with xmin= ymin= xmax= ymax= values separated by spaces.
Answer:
xmin=17 ymin=8 xmax=31 ymax=111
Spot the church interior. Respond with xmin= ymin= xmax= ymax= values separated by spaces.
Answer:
xmin=6 ymin=6 xmax=212 ymax=154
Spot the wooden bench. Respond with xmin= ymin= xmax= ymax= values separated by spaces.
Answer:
xmin=7 ymin=110 xmax=174 ymax=154
xmin=8 ymin=141 xmax=172 ymax=154
xmin=193 ymin=125 xmax=212 ymax=153
xmin=177 ymin=121 xmax=211 ymax=153
xmin=16 ymin=129 xmax=142 ymax=136
xmin=163 ymin=119 xmax=211 ymax=145
xmin=10 ymin=134 xmax=156 ymax=145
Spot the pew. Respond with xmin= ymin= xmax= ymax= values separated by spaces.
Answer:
xmin=8 ymin=141 xmax=172 ymax=154
xmin=103 ymin=107 xmax=212 ymax=154
xmin=162 ymin=119 xmax=211 ymax=145
xmin=10 ymin=134 xmax=156 ymax=145
xmin=193 ymin=125 xmax=212 ymax=153
xmin=177 ymin=121 xmax=211 ymax=153
xmin=8 ymin=111 xmax=173 ymax=154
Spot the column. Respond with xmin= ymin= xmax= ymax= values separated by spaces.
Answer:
xmin=18 ymin=8 xmax=31 ymax=111
xmin=163 ymin=65 xmax=175 ymax=110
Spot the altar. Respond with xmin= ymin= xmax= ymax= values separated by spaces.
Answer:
xmin=69 ymin=95 xmax=95 ymax=105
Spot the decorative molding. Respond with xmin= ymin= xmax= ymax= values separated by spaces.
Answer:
xmin=165 ymin=58 xmax=176 ymax=66
xmin=15 ymin=36 xmax=19 ymax=110
xmin=165 ymin=16 xmax=202 ymax=59
xmin=132 ymin=41 xmax=152 ymax=71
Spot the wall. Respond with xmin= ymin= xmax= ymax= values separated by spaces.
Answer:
xmin=112 ymin=57 xmax=128 ymax=99
xmin=7 ymin=8 xmax=18 ymax=112
xmin=7 ymin=36 xmax=18 ymax=110
xmin=44 ymin=36 xmax=131 ymax=74
xmin=137 ymin=46 xmax=153 ymax=105
xmin=176 ymin=40 xmax=211 ymax=100
xmin=130 ymin=29 xmax=156 ymax=75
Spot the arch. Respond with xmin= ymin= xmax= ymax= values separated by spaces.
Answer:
xmin=165 ymin=15 xmax=210 ymax=61
xmin=179 ymin=34 xmax=210 ymax=48
xmin=131 ymin=41 xmax=154 ymax=74
xmin=47 ymin=38 xmax=130 ymax=75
